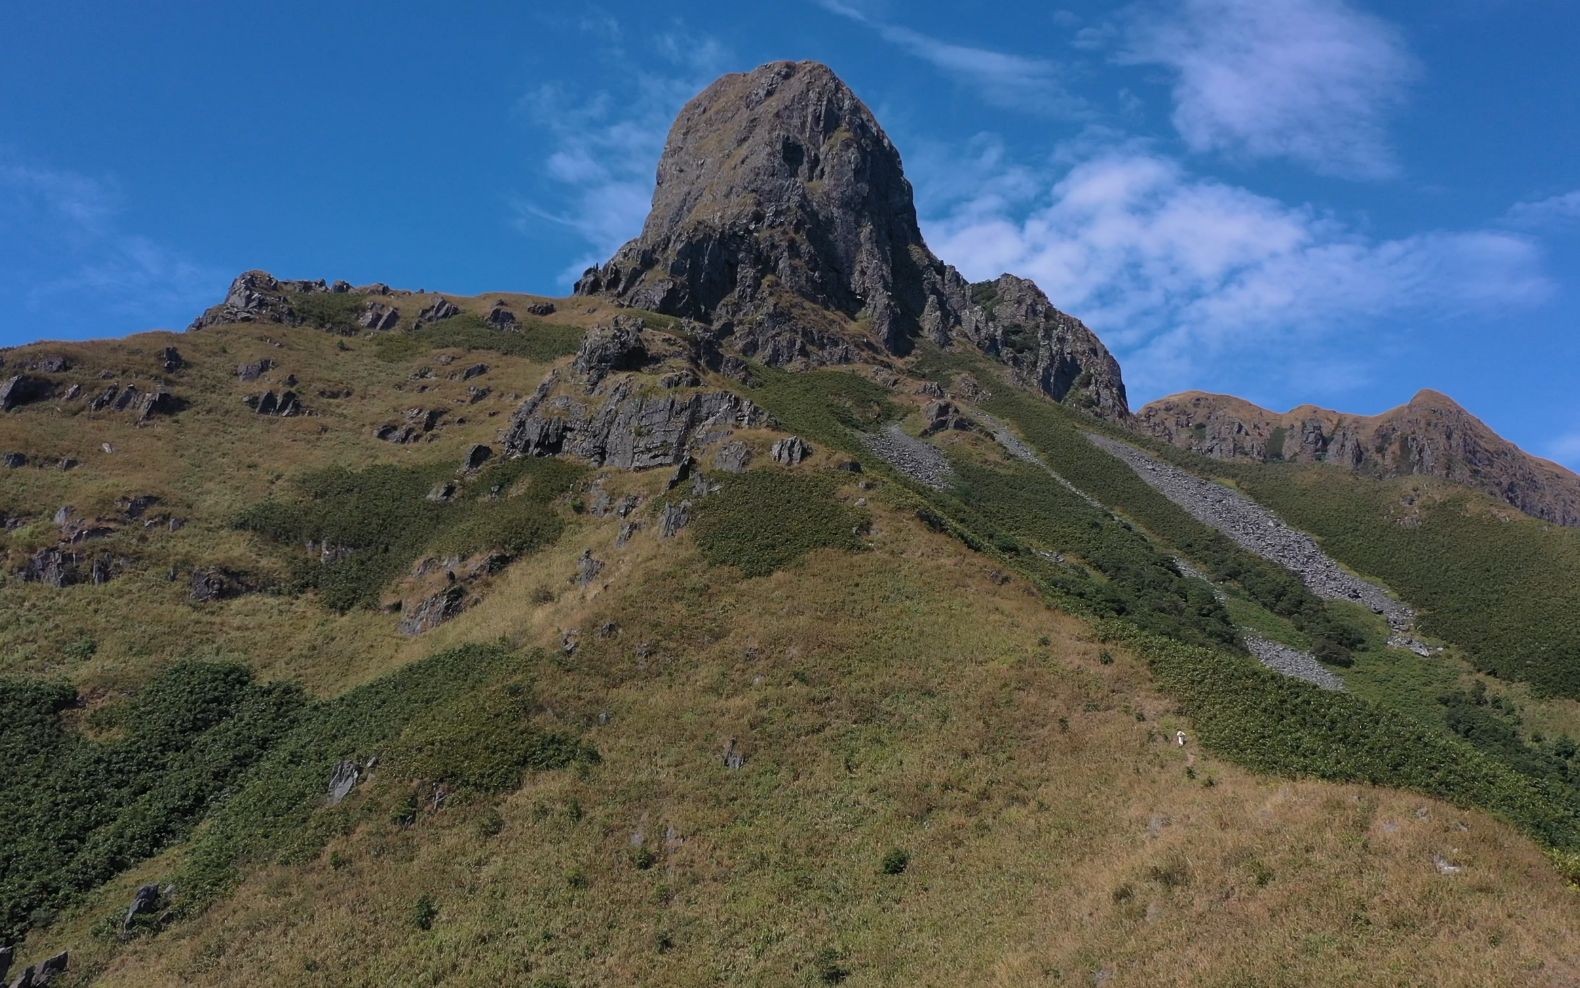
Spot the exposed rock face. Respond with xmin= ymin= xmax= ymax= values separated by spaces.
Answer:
xmin=503 ymin=371 xmax=768 ymax=471
xmin=359 ymin=302 xmax=399 ymax=331
xmin=399 ymin=584 xmax=466 ymax=635
xmin=189 ymin=270 xmax=302 ymax=329
xmin=770 ymin=436 xmax=811 ymax=465
xmin=1138 ymin=389 xmax=1580 ymax=527
xmin=571 ymin=61 xmax=1128 ymax=417
xmin=971 ymin=275 xmax=1128 ymax=419
xmin=572 ymin=318 xmax=650 ymax=390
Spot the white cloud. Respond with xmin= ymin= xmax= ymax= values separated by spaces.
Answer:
xmin=515 ymin=28 xmax=734 ymax=285
xmin=1548 ymin=430 xmax=1580 ymax=472
xmin=812 ymin=0 xmax=1083 ymax=114
xmin=1118 ymin=0 xmax=1419 ymax=178
xmin=921 ymin=149 xmax=1552 ymax=401
xmin=0 ymin=154 xmax=218 ymax=335
xmin=1503 ymin=190 xmax=1580 ymax=229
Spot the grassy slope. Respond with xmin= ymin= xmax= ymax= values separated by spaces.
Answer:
xmin=5 ymin=312 xmax=1580 ymax=985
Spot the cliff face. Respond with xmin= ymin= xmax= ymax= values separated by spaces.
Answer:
xmin=1138 ymin=389 xmax=1580 ymax=526
xmin=573 ymin=60 xmax=1129 ymax=417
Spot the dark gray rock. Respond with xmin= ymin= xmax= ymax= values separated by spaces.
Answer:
xmin=327 ymin=759 xmax=362 ymax=804
xmin=418 ymin=297 xmax=460 ymax=323
xmin=723 ymin=737 xmax=746 ymax=771
xmin=526 ymin=301 xmax=557 ymax=316
xmin=463 ymin=443 xmax=493 ymax=471
xmin=486 ymin=303 xmax=517 ymax=328
xmin=576 ymin=549 xmax=604 ymax=587
xmin=770 ymin=435 xmax=810 ymax=465
xmin=189 ymin=270 xmax=301 ymax=330
xmin=460 ymin=362 xmax=488 ymax=381
xmin=572 ymin=318 xmax=649 ymax=390
xmin=426 ymin=480 xmax=459 ymax=502
xmin=122 ymin=884 xmax=163 ymax=934
xmin=358 ymin=301 xmax=400 ymax=331
xmin=19 ymin=548 xmax=77 ymax=586
xmin=136 ymin=386 xmax=184 ymax=423
xmin=26 ymin=353 xmax=71 ymax=373
xmin=920 ymin=399 xmax=972 ymax=435
xmin=190 ymin=568 xmax=254 ymax=603
xmin=658 ymin=500 xmax=691 ymax=538
xmin=399 ymin=584 xmax=466 ymax=635
xmin=0 ymin=374 xmax=53 ymax=411
xmin=2 ymin=452 xmax=26 ymax=468
xmin=714 ymin=441 xmax=751 ymax=473
xmin=237 ymin=358 xmax=274 ymax=382
xmin=160 ymin=346 xmax=183 ymax=372
xmin=119 ymin=494 xmax=160 ymax=519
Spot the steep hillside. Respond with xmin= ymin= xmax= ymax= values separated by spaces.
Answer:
xmin=1138 ymin=389 xmax=1580 ymax=526
xmin=5 ymin=59 xmax=1580 ymax=988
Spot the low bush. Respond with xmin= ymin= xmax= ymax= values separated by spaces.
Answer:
xmin=371 ymin=314 xmax=582 ymax=363
xmin=692 ymin=471 xmax=868 ymax=578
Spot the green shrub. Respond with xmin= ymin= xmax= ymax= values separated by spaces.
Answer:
xmin=692 ymin=471 xmax=868 ymax=578
xmin=372 ymin=313 xmax=582 ymax=363
xmin=291 ymin=292 xmax=368 ymax=334
xmin=880 ymin=847 xmax=910 ymax=875
xmin=412 ymin=894 xmax=438 ymax=930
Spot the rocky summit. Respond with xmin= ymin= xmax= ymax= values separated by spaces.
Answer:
xmin=575 ymin=60 xmax=1128 ymax=417
xmin=1138 ymin=388 xmax=1580 ymax=526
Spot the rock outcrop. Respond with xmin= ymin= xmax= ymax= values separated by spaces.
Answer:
xmin=1138 ymin=389 xmax=1580 ymax=527
xmin=572 ymin=60 xmax=1128 ymax=417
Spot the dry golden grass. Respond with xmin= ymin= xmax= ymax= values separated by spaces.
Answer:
xmin=27 ymin=503 xmax=1579 ymax=988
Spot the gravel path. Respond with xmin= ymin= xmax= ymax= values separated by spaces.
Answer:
xmin=1243 ymin=633 xmax=1348 ymax=691
xmin=1085 ymin=433 xmax=1414 ymax=632
xmin=862 ymin=423 xmax=954 ymax=490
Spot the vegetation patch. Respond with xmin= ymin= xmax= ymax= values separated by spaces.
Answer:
xmin=747 ymin=368 xmax=896 ymax=448
xmin=691 ymin=471 xmax=867 ymax=578
xmin=291 ymin=292 xmax=369 ymax=335
xmin=236 ymin=456 xmax=584 ymax=610
xmin=371 ymin=313 xmax=582 ymax=363
xmin=0 ymin=663 xmax=307 ymax=942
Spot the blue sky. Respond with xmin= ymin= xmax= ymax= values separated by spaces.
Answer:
xmin=4 ymin=0 xmax=1578 ymax=465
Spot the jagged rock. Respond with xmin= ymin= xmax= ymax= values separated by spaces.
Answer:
xmin=418 ymin=297 xmax=460 ymax=323
xmin=399 ymin=584 xmax=466 ymax=635
xmin=659 ymin=500 xmax=691 ymax=538
xmin=460 ymin=362 xmax=488 ymax=381
xmin=57 ymin=457 xmax=77 ymax=471
xmin=24 ymin=353 xmax=71 ymax=373
xmin=771 ymin=436 xmax=811 ymax=465
xmin=666 ymin=456 xmax=695 ymax=491
xmin=190 ymin=567 xmax=254 ymax=602
xmin=597 ymin=620 xmax=620 ymax=639
xmin=119 ymin=494 xmax=160 ymax=518
xmin=561 ymin=628 xmax=580 ymax=655
xmin=526 ymin=301 xmax=556 ymax=316
xmin=358 ymin=301 xmax=400 ymax=331
xmin=160 ymin=346 xmax=183 ymax=372
xmin=2 ymin=452 xmax=26 ymax=468
xmin=62 ymin=383 xmax=81 ymax=400
xmin=237 ymin=358 xmax=274 ymax=381
xmin=616 ymin=519 xmax=640 ymax=547
xmin=714 ymin=441 xmax=751 ymax=473
xmin=723 ymin=737 xmax=746 ymax=771
xmin=503 ymin=374 xmax=767 ymax=470
xmin=122 ymin=884 xmax=163 ymax=935
xmin=136 ymin=386 xmax=184 ymax=422
xmin=246 ymin=390 xmax=303 ymax=417
xmin=463 ymin=444 xmax=493 ymax=471
xmin=466 ymin=384 xmax=490 ymax=404
xmin=1 ymin=374 xmax=52 ymax=411
xmin=969 ymin=274 xmax=1128 ymax=418
xmin=327 ymin=759 xmax=362 ymax=805
xmin=572 ymin=318 xmax=649 ymax=389
xmin=576 ymin=549 xmax=604 ymax=587
xmin=920 ymin=399 xmax=972 ymax=435
xmin=19 ymin=548 xmax=77 ymax=586
xmin=486 ymin=303 xmax=517 ymax=328
xmin=189 ymin=270 xmax=301 ymax=329
xmin=1137 ymin=389 xmax=1580 ymax=527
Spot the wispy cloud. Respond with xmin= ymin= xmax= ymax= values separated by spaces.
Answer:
xmin=1116 ymin=0 xmax=1419 ymax=179
xmin=513 ymin=25 xmax=734 ymax=285
xmin=1503 ymin=189 xmax=1580 ymax=229
xmin=1547 ymin=429 xmax=1580 ymax=472
xmin=812 ymin=0 xmax=1083 ymax=114
xmin=921 ymin=147 xmax=1552 ymax=400
xmin=0 ymin=153 xmax=218 ymax=338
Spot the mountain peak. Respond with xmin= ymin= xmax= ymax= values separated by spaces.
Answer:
xmin=573 ymin=60 xmax=1130 ymax=417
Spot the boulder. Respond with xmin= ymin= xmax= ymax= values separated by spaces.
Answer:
xmin=920 ymin=399 xmax=971 ymax=435
xmin=571 ymin=318 xmax=649 ymax=390
xmin=237 ymin=358 xmax=274 ymax=382
xmin=486 ymin=303 xmax=517 ymax=328
xmin=713 ymin=441 xmax=751 ymax=473
xmin=460 ymin=363 xmax=488 ymax=381
xmin=122 ymin=884 xmax=163 ymax=935
xmin=358 ymin=302 xmax=400 ymax=331
xmin=418 ymin=297 xmax=460 ymax=323
xmin=26 ymin=353 xmax=72 ymax=373
xmin=2 ymin=452 xmax=27 ymax=468
xmin=136 ymin=387 xmax=184 ymax=423
xmin=659 ymin=500 xmax=691 ymax=538
xmin=399 ymin=585 xmax=466 ymax=635
xmin=160 ymin=346 xmax=184 ymax=372
xmin=190 ymin=568 xmax=254 ymax=602
xmin=0 ymin=374 xmax=53 ymax=411
xmin=327 ymin=759 xmax=362 ymax=805
xmin=771 ymin=436 xmax=811 ymax=465
xmin=526 ymin=301 xmax=556 ymax=316
xmin=462 ymin=444 xmax=493 ymax=471
xmin=576 ymin=549 xmax=604 ymax=587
